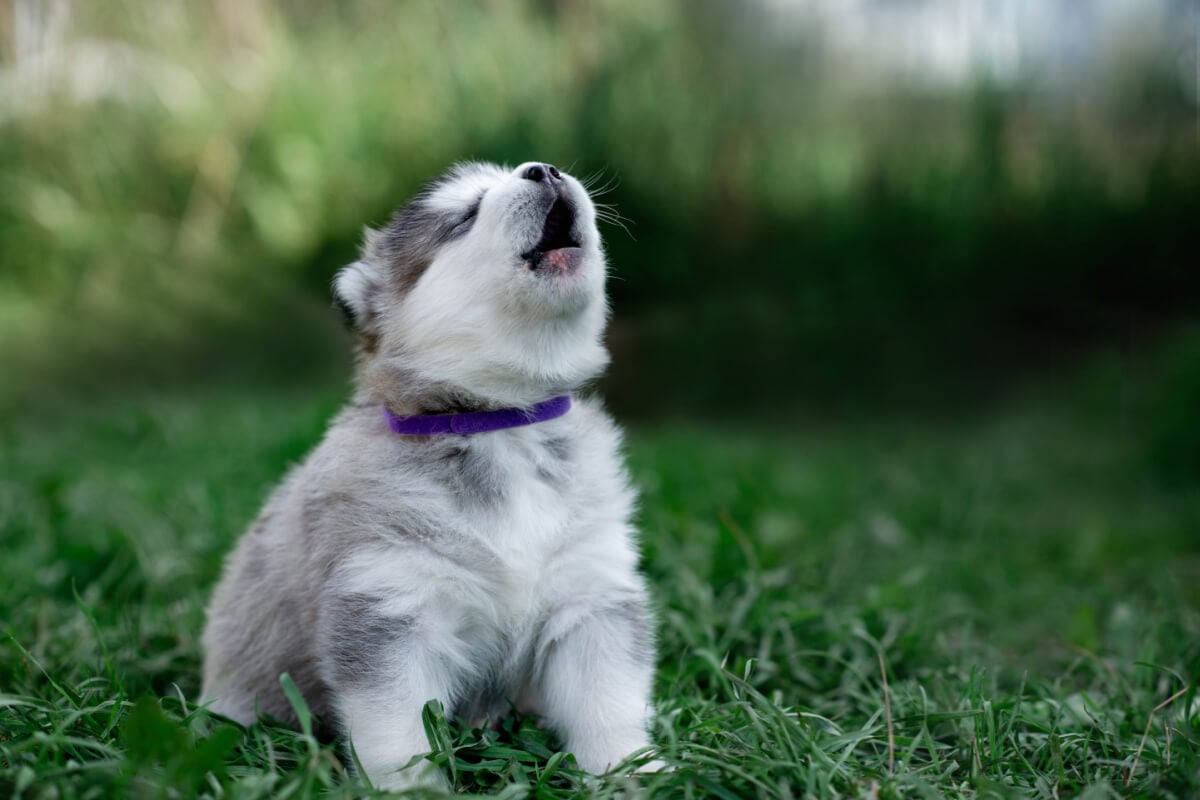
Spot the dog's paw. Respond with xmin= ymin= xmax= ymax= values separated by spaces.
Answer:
xmin=634 ymin=757 xmax=671 ymax=774
xmin=370 ymin=759 xmax=449 ymax=795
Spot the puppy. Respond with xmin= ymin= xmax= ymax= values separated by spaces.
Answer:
xmin=201 ymin=162 xmax=659 ymax=789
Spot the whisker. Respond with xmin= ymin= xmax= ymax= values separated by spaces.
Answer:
xmin=595 ymin=203 xmax=636 ymax=228
xmin=588 ymin=180 xmax=619 ymax=198
xmin=589 ymin=172 xmax=622 ymax=197
xmin=582 ymin=167 xmax=624 ymax=199
xmin=580 ymin=168 xmax=607 ymax=191
xmin=596 ymin=212 xmax=636 ymax=241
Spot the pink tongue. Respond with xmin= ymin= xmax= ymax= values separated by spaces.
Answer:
xmin=544 ymin=248 xmax=575 ymax=271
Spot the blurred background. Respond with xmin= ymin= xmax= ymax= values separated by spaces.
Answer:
xmin=1 ymin=0 xmax=1199 ymax=465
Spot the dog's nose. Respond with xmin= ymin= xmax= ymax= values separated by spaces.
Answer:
xmin=521 ymin=163 xmax=562 ymax=184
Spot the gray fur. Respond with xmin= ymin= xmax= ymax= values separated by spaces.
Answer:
xmin=610 ymin=598 xmax=655 ymax=667
xmin=202 ymin=484 xmax=332 ymax=726
xmin=370 ymin=179 xmax=484 ymax=295
xmin=451 ymin=628 xmax=530 ymax=726
xmin=319 ymin=593 xmax=412 ymax=688
xmin=544 ymin=436 xmax=572 ymax=463
xmin=440 ymin=443 xmax=507 ymax=509
xmin=331 ymin=172 xmax=482 ymax=339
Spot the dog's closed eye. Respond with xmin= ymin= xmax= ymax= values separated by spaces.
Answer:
xmin=443 ymin=193 xmax=485 ymax=241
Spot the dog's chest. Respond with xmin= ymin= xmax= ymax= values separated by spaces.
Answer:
xmin=435 ymin=433 xmax=577 ymax=601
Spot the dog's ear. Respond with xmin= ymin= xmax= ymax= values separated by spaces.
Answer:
xmin=331 ymin=258 xmax=384 ymax=337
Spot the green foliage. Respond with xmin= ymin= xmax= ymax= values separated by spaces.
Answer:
xmin=2 ymin=1 xmax=1198 ymax=412
xmin=2 ymin=377 xmax=1197 ymax=797
xmin=1143 ymin=328 xmax=1200 ymax=485
xmin=121 ymin=697 xmax=242 ymax=795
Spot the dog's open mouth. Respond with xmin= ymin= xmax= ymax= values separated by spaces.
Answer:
xmin=524 ymin=198 xmax=582 ymax=271
xmin=537 ymin=198 xmax=580 ymax=252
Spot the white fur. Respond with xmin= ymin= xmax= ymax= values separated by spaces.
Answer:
xmin=202 ymin=162 xmax=660 ymax=790
xmin=332 ymin=258 xmax=383 ymax=332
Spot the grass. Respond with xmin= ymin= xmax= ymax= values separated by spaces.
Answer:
xmin=1 ymin=378 xmax=1198 ymax=799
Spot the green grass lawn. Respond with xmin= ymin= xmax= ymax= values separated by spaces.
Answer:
xmin=1 ymin=381 xmax=1197 ymax=798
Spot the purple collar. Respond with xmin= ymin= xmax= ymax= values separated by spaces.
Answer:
xmin=382 ymin=395 xmax=572 ymax=436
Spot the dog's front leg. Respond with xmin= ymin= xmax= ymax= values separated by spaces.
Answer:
xmin=535 ymin=595 xmax=661 ymax=774
xmin=319 ymin=594 xmax=455 ymax=791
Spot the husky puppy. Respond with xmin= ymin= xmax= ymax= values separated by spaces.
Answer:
xmin=201 ymin=162 xmax=659 ymax=789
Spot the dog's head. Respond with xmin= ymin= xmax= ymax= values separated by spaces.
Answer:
xmin=333 ymin=162 xmax=611 ymax=410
